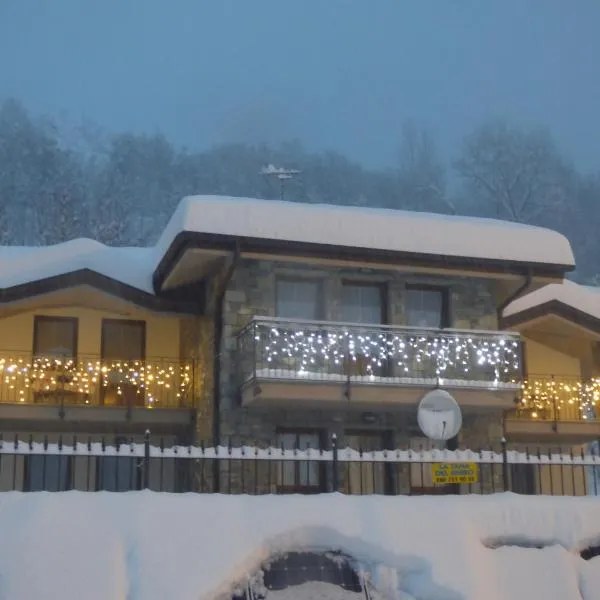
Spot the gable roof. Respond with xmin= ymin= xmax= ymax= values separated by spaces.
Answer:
xmin=0 ymin=239 xmax=198 ymax=313
xmin=501 ymin=279 xmax=600 ymax=332
xmin=153 ymin=195 xmax=575 ymax=289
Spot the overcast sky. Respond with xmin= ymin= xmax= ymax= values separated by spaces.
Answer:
xmin=1 ymin=0 xmax=599 ymax=170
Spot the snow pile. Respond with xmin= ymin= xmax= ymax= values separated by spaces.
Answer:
xmin=156 ymin=195 xmax=575 ymax=267
xmin=504 ymin=279 xmax=600 ymax=321
xmin=0 ymin=492 xmax=597 ymax=600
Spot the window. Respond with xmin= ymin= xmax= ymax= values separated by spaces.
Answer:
xmin=341 ymin=283 xmax=385 ymax=324
xmin=262 ymin=552 xmax=362 ymax=593
xmin=405 ymin=286 xmax=449 ymax=328
xmin=33 ymin=316 xmax=78 ymax=358
xmin=24 ymin=455 xmax=71 ymax=492
xmin=277 ymin=431 xmax=323 ymax=492
xmin=101 ymin=320 xmax=146 ymax=407
xmin=233 ymin=552 xmax=363 ymax=599
xmin=276 ymin=278 xmax=322 ymax=320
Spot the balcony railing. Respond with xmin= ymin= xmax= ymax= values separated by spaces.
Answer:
xmin=512 ymin=376 xmax=600 ymax=422
xmin=238 ymin=317 xmax=523 ymax=389
xmin=0 ymin=354 xmax=196 ymax=409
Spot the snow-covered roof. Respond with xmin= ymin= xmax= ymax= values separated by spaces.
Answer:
xmin=503 ymin=279 xmax=600 ymax=322
xmin=0 ymin=239 xmax=155 ymax=294
xmin=0 ymin=197 xmax=577 ymax=303
xmin=156 ymin=195 xmax=575 ymax=268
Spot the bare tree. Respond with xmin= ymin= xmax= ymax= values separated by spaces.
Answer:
xmin=455 ymin=119 xmax=572 ymax=223
xmin=396 ymin=121 xmax=454 ymax=213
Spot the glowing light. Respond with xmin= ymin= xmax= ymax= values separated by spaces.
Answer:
xmin=255 ymin=325 xmax=522 ymax=383
xmin=0 ymin=356 xmax=193 ymax=407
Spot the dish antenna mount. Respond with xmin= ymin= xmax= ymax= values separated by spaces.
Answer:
xmin=417 ymin=388 xmax=463 ymax=441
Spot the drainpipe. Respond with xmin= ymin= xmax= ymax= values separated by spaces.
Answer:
xmin=212 ymin=241 xmax=241 ymax=492
xmin=497 ymin=270 xmax=533 ymax=437
xmin=496 ymin=270 xmax=533 ymax=323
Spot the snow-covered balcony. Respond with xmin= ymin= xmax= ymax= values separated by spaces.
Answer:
xmin=237 ymin=317 xmax=523 ymax=410
xmin=0 ymin=354 xmax=197 ymax=430
xmin=505 ymin=375 xmax=600 ymax=442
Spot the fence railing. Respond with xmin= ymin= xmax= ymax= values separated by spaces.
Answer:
xmin=512 ymin=375 xmax=600 ymax=422
xmin=237 ymin=317 xmax=523 ymax=388
xmin=1 ymin=434 xmax=598 ymax=496
xmin=0 ymin=354 xmax=196 ymax=409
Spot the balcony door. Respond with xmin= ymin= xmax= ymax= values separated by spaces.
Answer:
xmin=341 ymin=283 xmax=386 ymax=377
xmin=405 ymin=286 xmax=449 ymax=329
xmin=101 ymin=319 xmax=146 ymax=408
xmin=32 ymin=316 xmax=79 ymax=405
xmin=276 ymin=278 xmax=323 ymax=320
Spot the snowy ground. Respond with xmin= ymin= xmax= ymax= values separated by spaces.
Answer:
xmin=0 ymin=492 xmax=597 ymax=600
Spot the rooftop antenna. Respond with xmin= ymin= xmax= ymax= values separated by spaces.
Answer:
xmin=260 ymin=164 xmax=301 ymax=200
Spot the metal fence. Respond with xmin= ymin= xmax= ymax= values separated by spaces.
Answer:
xmin=0 ymin=434 xmax=598 ymax=496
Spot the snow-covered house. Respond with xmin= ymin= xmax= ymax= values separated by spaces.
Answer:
xmin=502 ymin=280 xmax=600 ymax=444
xmin=0 ymin=195 xmax=580 ymax=493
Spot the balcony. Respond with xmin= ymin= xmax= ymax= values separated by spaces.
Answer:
xmin=237 ymin=317 xmax=522 ymax=410
xmin=0 ymin=354 xmax=197 ymax=432
xmin=506 ymin=376 xmax=600 ymax=442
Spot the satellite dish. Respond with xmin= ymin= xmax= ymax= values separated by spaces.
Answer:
xmin=417 ymin=389 xmax=462 ymax=441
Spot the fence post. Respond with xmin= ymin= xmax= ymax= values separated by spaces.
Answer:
xmin=501 ymin=437 xmax=509 ymax=492
xmin=331 ymin=433 xmax=339 ymax=493
xmin=142 ymin=429 xmax=150 ymax=489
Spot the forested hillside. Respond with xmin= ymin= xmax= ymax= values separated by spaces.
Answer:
xmin=1 ymin=98 xmax=597 ymax=282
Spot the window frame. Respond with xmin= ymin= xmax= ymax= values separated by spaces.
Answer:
xmin=404 ymin=284 xmax=450 ymax=329
xmin=340 ymin=280 xmax=388 ymax=324
xmin=274 ymin=276 xmax=325 ymax=321
xmin=32 ymin=315 xmax=79 ymax=358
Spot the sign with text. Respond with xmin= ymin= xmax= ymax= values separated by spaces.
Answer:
xmin=432 ymin=462 xmax=479 ymax=485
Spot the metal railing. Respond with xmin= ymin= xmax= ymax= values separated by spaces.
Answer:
xmin=237 ymin=317 xmax=523 ymax=388
xmin=511 ymin=375 xmax=600 ymax=422
xmin=0 ymin=354 xmax=196 ymax=409
xmin=3 ymin=434 xmax=597 ymax=497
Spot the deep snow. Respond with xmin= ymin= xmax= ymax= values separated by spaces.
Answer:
xmin=0 ymin=492 xmax=597 ymax=600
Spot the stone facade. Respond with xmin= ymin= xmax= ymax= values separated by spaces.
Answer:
xmin=216 ymin=258 xmax=503 ymax=452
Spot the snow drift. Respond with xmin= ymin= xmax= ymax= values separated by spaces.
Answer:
xmin=0 ymin=492 xmax=598 ymax=600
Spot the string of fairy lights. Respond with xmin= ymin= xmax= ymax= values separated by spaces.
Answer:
xmin=256 ymin=325 xmax=522 ymax=382
xmin=518 ymin=378 xmax=600 ymax=420
xmin=0 ymin=356 xmax=192 ymax=406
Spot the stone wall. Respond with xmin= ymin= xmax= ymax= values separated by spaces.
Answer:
xmin=217 ymin=258 xmax=501 ymax=453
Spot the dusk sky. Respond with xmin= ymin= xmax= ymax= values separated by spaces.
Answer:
xmin=1 ymin=0 xmax=599 ymax=170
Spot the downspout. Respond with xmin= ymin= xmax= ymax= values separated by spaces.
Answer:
xmin=497 ymin=270 xmax=533 ymax=442
xmin=212 ymin=241 xmax=241 ymax=492
xmin=497 ymin=270 xmax=533 ymax=322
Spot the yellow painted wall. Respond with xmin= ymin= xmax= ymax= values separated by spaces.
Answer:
xmin=0 ymin=306 xmax=181 ymax=359
xmin=523 ymin=337 xmax=581 ymax=378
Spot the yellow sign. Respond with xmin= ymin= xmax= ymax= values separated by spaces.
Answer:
xmin=432 ymin=462 xmax=479 ymax=485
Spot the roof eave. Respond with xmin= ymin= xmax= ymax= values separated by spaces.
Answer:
xmin=153 ymin=231 xmax=575 ymax=292
xmin=0 ymin=268 xmax=202 ymax=315
xmin=500 ymin=300 xmax=600 ymax=335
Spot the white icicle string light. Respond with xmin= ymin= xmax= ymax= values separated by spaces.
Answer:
xmin=260 ymin=326 xmax=521 ymax=382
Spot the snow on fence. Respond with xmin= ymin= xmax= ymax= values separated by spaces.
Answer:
xmin=0 ymin=433 xmax=598 ymax=496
